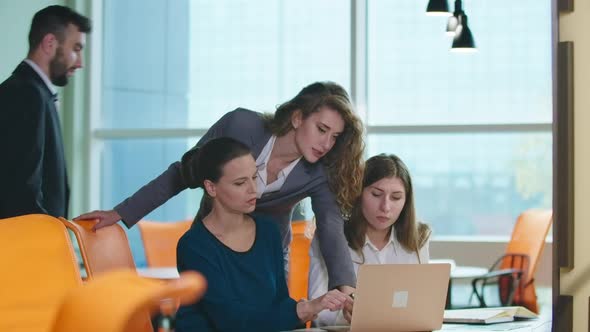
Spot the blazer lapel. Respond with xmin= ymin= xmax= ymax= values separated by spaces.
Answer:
xmin=250 ymin=129 xmax=272 ymax=159
xmin=15 ymin=62 xmax=56 ymax=104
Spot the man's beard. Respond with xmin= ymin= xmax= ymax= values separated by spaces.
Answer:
xmin=49 ymin=47 xmax=69 ymax=87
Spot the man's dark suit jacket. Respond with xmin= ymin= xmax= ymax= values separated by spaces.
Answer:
xmin=0 ymin=62 xmax=69 ymax=219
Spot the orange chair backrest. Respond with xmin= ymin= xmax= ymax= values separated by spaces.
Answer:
xmin=138 ymin=220 xmax=192 ymax=267
xmin=60 ymin=218 xmax=136 ymax=278
xmin=60 ymin=219 xmax=155 ymax=331
xmin=500 ymin=209 xmax=552 ymax=312
xmin=288 ymin=220 xmax=313 ymax=301
xmin=52 ymin=269 xmax=207 ymax=332
xmin=0 ymin=214 xmax=82 ymax=332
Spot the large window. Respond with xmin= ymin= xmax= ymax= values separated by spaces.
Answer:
xmin=99 ymin=0 xmax=350 ymax=265
xmin=95 ymin=0 xmax=551 ymax=266
xmin=365 ymin=0 xmax=552 ymax=237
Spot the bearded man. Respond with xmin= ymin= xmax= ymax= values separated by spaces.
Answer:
xmin=0 ymin=5 xmax=91 ymax=219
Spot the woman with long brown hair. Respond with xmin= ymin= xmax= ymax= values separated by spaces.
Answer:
xmin=76 ymin=81 xmax=364 ymax=291
xmin=308 ymin=154 xmax=432 ymax=326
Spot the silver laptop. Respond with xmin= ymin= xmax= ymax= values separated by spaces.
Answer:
xmin=346 ymin=263 xmax=451 ymax=332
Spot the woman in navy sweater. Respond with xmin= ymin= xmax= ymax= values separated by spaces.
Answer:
xmin=176 ymin=137 xmax=350 ymax=332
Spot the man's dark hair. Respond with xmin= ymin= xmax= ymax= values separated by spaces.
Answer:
xmin=28 ymin=5 xmax=91 ymax=52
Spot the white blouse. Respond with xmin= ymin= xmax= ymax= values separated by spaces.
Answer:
xmin=255 ymin=135 xmax=301 ymax=198
xmin=307 ymin=229 xmax=430 ymax=327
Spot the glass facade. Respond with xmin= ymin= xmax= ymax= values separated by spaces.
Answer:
xmin=99 ymin=0 xmax=552 ymax=266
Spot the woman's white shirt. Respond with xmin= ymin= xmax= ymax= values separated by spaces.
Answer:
xmin=255 ymin=135 xmax=301 ymax=198
xmin=307 ymin=229 xmax=430 ymax=327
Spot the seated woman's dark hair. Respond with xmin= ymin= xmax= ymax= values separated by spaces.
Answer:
xmin=180 ymin=137 xmax=252 ymax=220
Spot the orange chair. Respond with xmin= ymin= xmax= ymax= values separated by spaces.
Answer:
xmin=59 ymin=218 xmax=157 ymax=331
xmin=288 ymin=220 xmax=314 ymax=301
xmin=0 ymin=214 xmax=82 ymax=332
xmin=51 ymin=269 xmax=207 ymax=332
xmin=60 ymin=218 xmax=136 ymax=278
xmin=137 ymin=219 xmax=192 ymax=267
xmin=471 ymin=209 xmax=552 ymax=313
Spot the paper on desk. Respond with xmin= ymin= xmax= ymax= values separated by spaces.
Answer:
xmin=444 ymin=306 xmax=537 ymax=324
xmin=437 ymin=319 xmax=550 ymax=331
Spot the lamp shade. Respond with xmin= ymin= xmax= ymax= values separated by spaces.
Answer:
xmin=426 ymin=0 xmax=451 ymax=16
xmin=446 ymin=0 xmax=463 ymax=36
xmin=446 ymin=15 xmax=459 ymax=36
xmin=451 ymin=14 xmax=476 ymax=52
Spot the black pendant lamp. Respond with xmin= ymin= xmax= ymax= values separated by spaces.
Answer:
xmin=446 ymin=0 xmax=462 ymax=36
xmin=426 ymin=0 xmax=451 ymax=16
xmin=451 ymin=13 xmax=476 ymax=52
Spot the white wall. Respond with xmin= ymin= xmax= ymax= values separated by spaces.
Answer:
xmin=0 ymin=0 xmax=65 ymax=79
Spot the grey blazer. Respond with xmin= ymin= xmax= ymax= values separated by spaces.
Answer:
xmin=115 ymin=109 xmax=355 ymax=288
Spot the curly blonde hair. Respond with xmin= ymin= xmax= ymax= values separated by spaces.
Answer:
xmin=263 ymin=81 xmax=365 ymax=215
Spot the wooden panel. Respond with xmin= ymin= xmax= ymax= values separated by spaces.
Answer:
xmin=553 ymin=295 xmax=573 ymax=332
xmin=555 ymin=41 xmax=575 ymax=269
xmin=558 ymin=0 xmax=574 ymax=12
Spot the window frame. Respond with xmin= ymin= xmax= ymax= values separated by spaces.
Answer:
xmin=82 ymin=0 xmax=553 ymax=243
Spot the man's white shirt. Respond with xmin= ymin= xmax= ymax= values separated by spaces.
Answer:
xmin=23 ymin=59 xmax=59 ymax=109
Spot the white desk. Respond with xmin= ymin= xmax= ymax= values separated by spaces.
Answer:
xmin=431 ymin=259 xmax=488 ymax=308
xmin=286 ymin=319 xmax=551 ymax=331
xmin=451 ymin=266 xmax=489 ymax=279
xmin=438 ymin=319 xmax=551 ymax=331
xmin=136 ymin=267 xmax=179 ymax=280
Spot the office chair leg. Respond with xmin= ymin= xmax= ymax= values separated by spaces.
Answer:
xmin=468 ymin=291 xmax=475 ymax=306
xmin=471 ymin=279 xmax=486 ymax=307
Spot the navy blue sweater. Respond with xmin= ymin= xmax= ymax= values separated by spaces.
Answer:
xmin=175 ymin=218 xmax=300 ymax=332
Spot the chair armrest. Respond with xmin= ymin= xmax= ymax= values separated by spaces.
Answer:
xmin=471 ymin=267 xmax=525 ymax=307
xmin=472 ymin=268 xmax=524 ymax=282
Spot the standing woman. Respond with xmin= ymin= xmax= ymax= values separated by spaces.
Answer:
xmin=76 ymin=81 xmax=365 ymax=291
xmin=308 ymin=154 xmax=432 ymax=326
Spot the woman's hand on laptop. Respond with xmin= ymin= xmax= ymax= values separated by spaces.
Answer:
xmin=319 ymin=289 xmax=351 ymax=312
xmin=336 ymin=285 xmax=355 ymax=322
xmin=343 ymin=298 xmax=354 ymax=323
xmin=296 ymin=289 xmax=351 ymax=322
